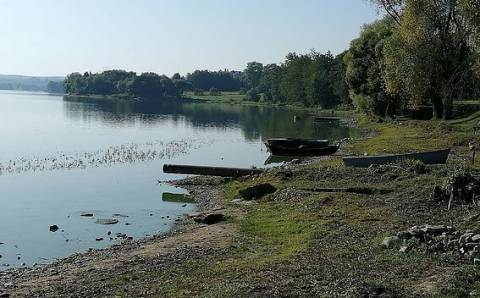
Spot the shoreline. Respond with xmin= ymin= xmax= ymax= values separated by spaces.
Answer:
xmin=2 ymin=114 xmax=480 ymax=296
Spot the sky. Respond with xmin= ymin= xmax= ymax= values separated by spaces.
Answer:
xmin=0 ymin=0 xmax=379 ymax=77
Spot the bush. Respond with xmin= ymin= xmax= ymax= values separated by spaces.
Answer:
xmin=244 ymin=88 xmax=260 ymax=102
xmin=193 ymin=88 xmax=204 ymax=96
xmin=209 ymin=87 xmax=221 ymax=96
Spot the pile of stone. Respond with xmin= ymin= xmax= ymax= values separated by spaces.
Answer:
xmin=382 ymin=224 xmax=480 ymax=259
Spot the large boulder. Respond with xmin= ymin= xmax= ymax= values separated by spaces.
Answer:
xmin=193 ymin=213 xmax=226 ymax=225
xmin=238 ymin=183 xmax=277 ymax=200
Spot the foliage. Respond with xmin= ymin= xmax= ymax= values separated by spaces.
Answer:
xmin=253 ymin=51 xmax=348 ymax=108
xmin=186 ymin=70 xmax=242 ymax=92
xmin=209 ymin=87 xmax=221 ymax=96
xmin=46 ymin=80 xmax=65 ymax=93
xmin=244 ymin=88 xmax=260 ymax=102
xmin=193 ymin=88 xmax=204 ymax=96
xmin=373 ymin=0 xmax=480 ymax=119
xmin=64 ymin=70 xmax=180 ymax=99
xmin=244 ymin=62 xmax=264 ymax=89
xmin=344 ymin=17 xmax=402 ymax=117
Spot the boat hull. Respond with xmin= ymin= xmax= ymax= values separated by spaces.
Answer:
xmin=265 ymin=144 xmax=339 ymax=156
xmin=342 ymin=149 xmax=451 ymax=167
xmin=266 ymin=138 xmax=329 ymax=148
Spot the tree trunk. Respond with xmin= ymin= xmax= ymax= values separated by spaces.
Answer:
xmin=431 ymin=93 xmax=444 ymax=119
xmin=442 ymin=96 xmax=453 ymax=120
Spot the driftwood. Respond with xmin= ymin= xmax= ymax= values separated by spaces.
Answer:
xmin=302 ymin=187 xmax=390 ymax=195
xmin=163 ymin=164 xmax=263 ymax=177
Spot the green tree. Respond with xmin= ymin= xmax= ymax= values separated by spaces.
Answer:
xmin=244 ymin=62 xmax=264 ymax=89
xmin=374 ymin=0 xmax=480 ymax=119
xmin=344 ymin=18 xmax=400 ymax=116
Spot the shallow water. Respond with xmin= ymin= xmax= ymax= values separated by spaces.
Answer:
xmin=0 ymin=91 xmax=359 ymax=269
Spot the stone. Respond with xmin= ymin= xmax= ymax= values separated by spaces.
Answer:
xmin=460 ymin=233 xmax=474 ymax=244
xmin=381 ymin=236 xmax=401 ymax=249
xmin=408 ymin=226 xmax=424 ymax=238
xmin=49 ymin=225 xmax=59 ymax=232
xmin=238 ymin=183 xmax=277 ymax=200
xmin=471 ymin=234 xmax=480 ymax=242
xmin=95 ymin=238 xmax=104 ymax=241
xmin=397 ymin=231 xmax=411 ymax=240
xmin=399 ymin=246 xmax=410 ymax=253
xmin=193 ymin=213 xmax=226 ymax=225
xmin=94 ymin=219 xmax=119 ymax=225
xmin=80 ymin=213 xmax=94 ymax=217
xmin=187 ymin=212 xmax=202 ymax=218
xmin=421 ymin=225 xmax=448 ymax=235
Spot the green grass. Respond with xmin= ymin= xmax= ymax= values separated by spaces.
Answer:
xmin=184 ymin=91 xmax=247 ymax=104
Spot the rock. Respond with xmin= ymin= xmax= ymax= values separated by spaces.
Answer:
xmin=80 ymin=213 xmax=94 ymax=217
xmin=407 ymin=226 xmax=424 ymax=238
xmin=471 ymin=234 xmax=480 ymax=242
xmin=49 ymin=225 xmax=59 ymax=232
xmin=460 ymin=233 xmax=474 ymax=244
xmin=94 ymin=219 xmax=119 ymax=225
xmin=193 ymin=213 xmax=226 ymax=225
xmin=381 ymin=236 xmax=401 ymax=249
xmin=290 ymin=159 xmax=301 ymax=164
xmin=238 ymin=183 xmax=277 ymax=200
xmin=187 ymin=212 xmax=202 ymax=218
xmin=421 ymin=225 xmax=448 ymax=235
xmin=397 ymin=231 xmax=411 ymax=240
xmin=95 ymin=238 xmax=104 ymax=241
xmin=399 ymin=246 xmax=410 ymax=253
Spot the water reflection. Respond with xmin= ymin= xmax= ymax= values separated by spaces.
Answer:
xmin=63 ymin=96 xmax=358 ymax=142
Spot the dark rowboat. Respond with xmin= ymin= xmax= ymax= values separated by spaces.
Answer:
xmin=266 ymin=138 xmax=329 ymax=148
xmin=342 ymin=148 xmax=451 ymax=167
xmin=264 ymin=138 xmax=338 ymax=156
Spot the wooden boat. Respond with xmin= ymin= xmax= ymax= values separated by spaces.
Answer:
xmin=342 ymin=148 xmax=451 ymax=167
xmin=265 ymin=142 xmax=339 ymax=156
xmin=266 ymin=138 xmax=329 ymax=148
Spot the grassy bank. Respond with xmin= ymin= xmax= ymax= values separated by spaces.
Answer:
xmin=105 ymin=116 xmax=480 ymax=296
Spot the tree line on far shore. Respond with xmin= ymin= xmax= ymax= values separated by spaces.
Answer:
xmin=64 ymin=0 xmax=480 ymax=119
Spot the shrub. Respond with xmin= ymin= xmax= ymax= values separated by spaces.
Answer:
xmin=209 ymin=87 xmax=221 ymax=96
xmin=193 ymin=88 xmax=204 ymax=96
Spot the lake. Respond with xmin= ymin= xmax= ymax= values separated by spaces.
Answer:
xmin=0 ymin=91 xmax=359 ymax=269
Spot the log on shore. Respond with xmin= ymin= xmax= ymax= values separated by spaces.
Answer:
xmin=302 ymin=187 xmax=391 ymax=195
xmin=163 ymin=164 xmax=264 ymax=177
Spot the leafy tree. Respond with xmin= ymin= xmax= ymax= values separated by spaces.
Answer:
xmin=244 ymin=62 xmax=264 ymax=89
xmin=261 ymin=64 xmax=284 ymax=102
xmin=344 ymin=17 xmax=401 ymax=116
xmin=373 ymin=0 xmax=480 ymax=119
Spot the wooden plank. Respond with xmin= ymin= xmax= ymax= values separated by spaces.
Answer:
xmin=163 ymin=164 xmax=263 ymax=177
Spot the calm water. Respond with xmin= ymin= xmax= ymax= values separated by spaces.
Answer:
xmin=0 ymin=91 xmax=358 ymax=269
